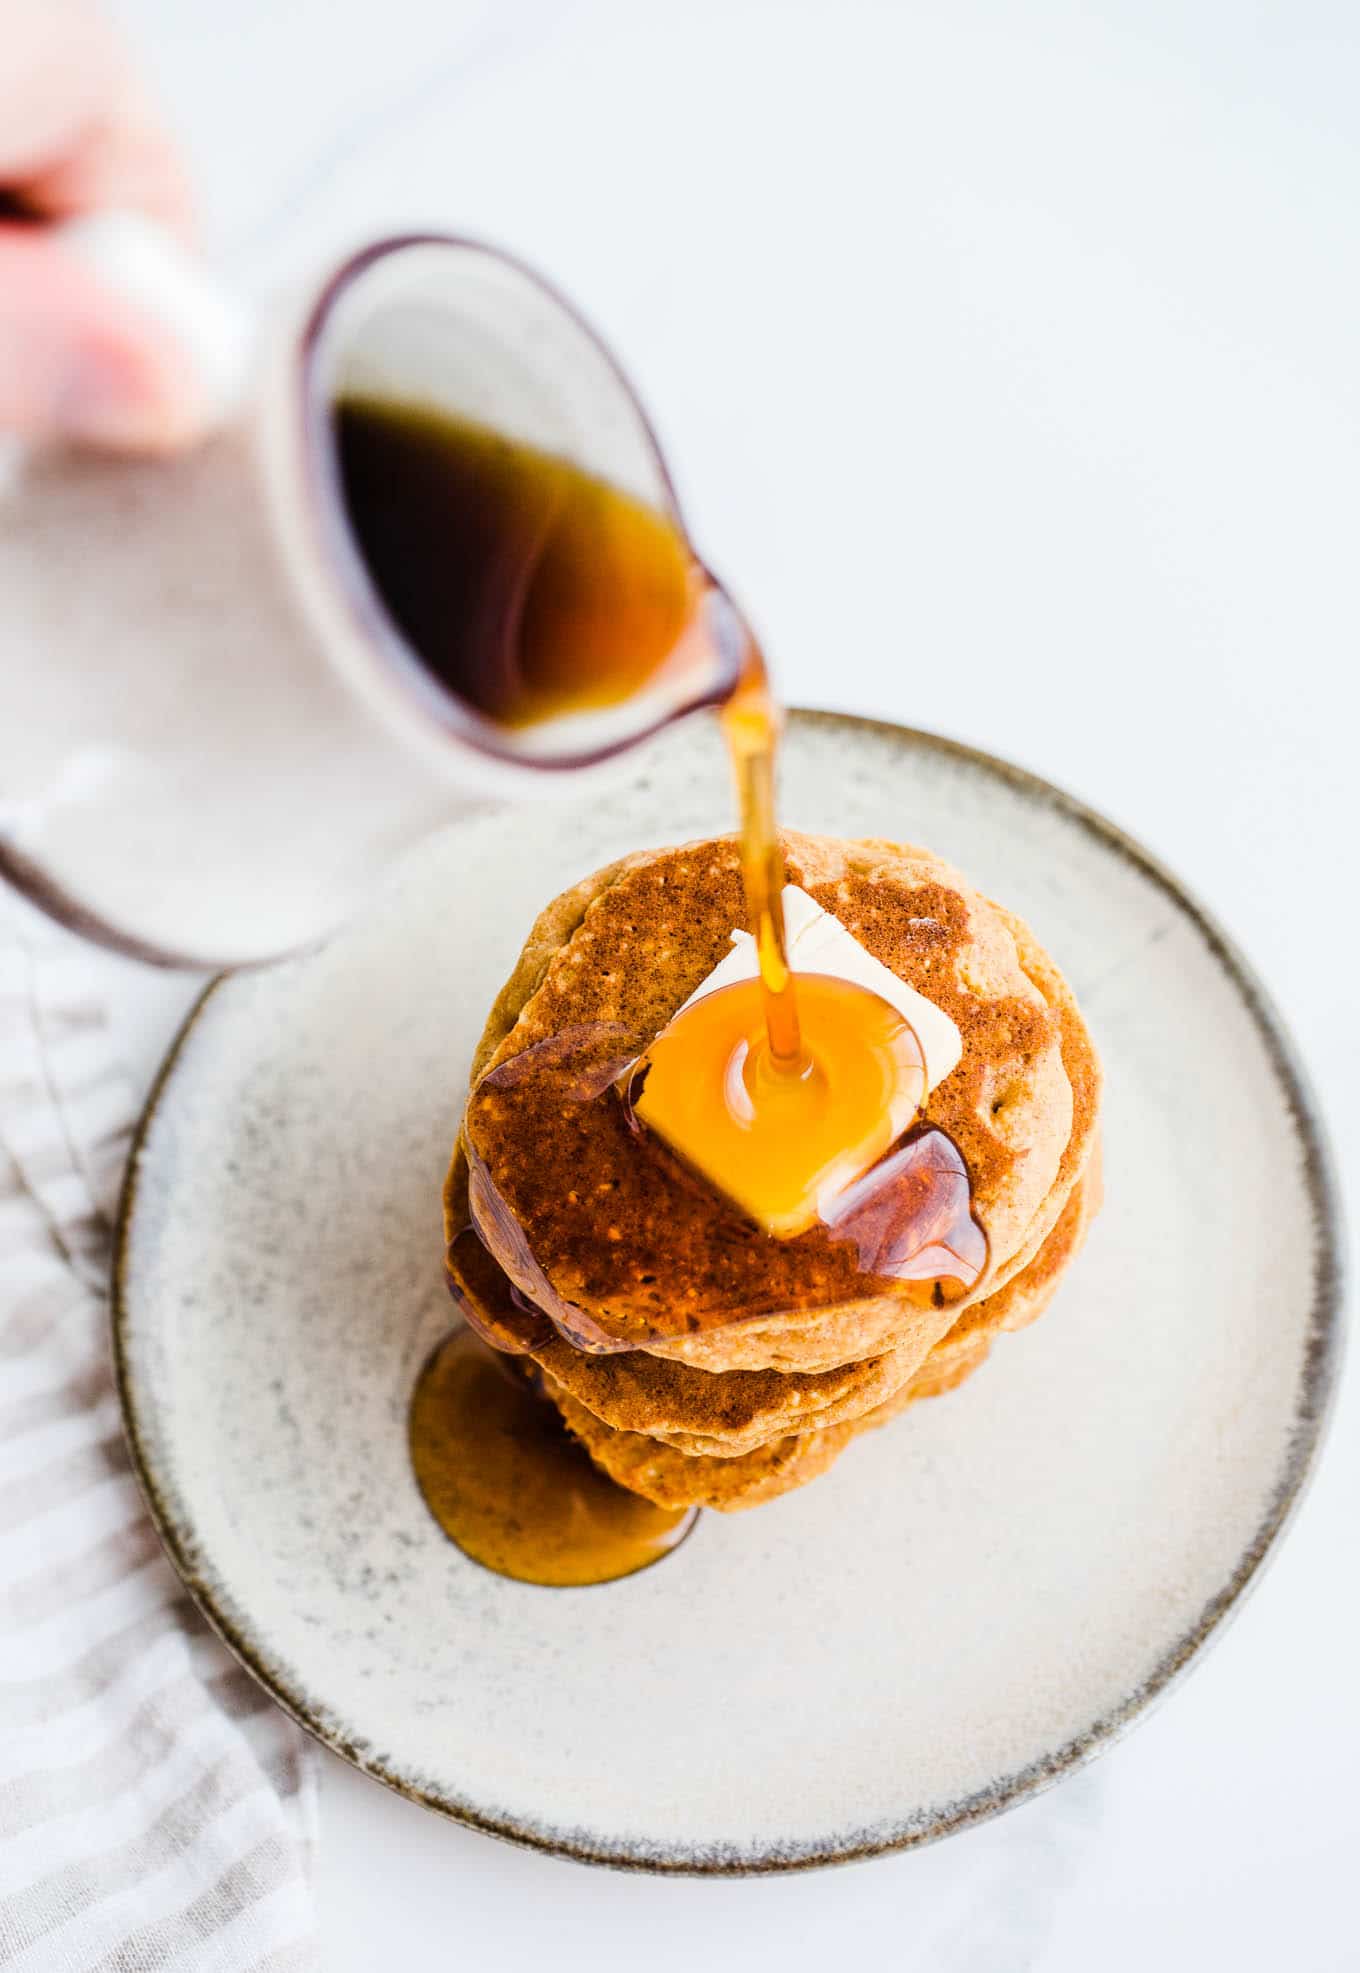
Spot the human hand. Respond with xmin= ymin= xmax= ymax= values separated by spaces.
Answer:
xmin=0 ymin=0 xmax=205 ymax=451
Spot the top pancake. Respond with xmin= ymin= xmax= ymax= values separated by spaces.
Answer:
xmin=456 ymin=832 xmax=1100 ymax=1376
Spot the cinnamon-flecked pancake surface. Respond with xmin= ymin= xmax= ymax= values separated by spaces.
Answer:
xmin=454 ymin=832 xmax=1100 ymax=1377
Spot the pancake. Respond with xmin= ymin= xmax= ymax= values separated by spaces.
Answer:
xmin=538 ymin=1167 xmax=1098 ymax=1513
xmin=536 ymin=1152 xmax=1097 ymax=1507
xmin=441 ymin=830 xmax=1103 ymax=1513
xmin=444 ymin=1141 xmax=1097 ymax=1459
xmin=454 ymin=833 xmax=1101 ymax=1378
xmin=540 ymin=1330 xmax=992 ymax=1514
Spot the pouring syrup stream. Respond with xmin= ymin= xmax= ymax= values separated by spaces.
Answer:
xmin=721 ymin=660 xmax=804 ymax=1070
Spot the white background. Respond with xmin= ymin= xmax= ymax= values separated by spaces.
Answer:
xmin=98 ymin=3 xmax=1358 ymax=1967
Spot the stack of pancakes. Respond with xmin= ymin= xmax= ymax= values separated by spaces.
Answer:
xmin=444 ymin=833 xmax=1101 ymax=1512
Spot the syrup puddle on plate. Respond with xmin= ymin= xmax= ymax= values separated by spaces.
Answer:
xmin=409 ymin=1327 xmax=697 ymax=1587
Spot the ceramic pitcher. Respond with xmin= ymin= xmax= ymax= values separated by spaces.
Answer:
xmin=0 ymin=221 xmax=727 ymax=968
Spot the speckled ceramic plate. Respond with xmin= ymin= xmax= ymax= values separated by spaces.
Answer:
xmin=114 ymin=711 xmax=1342 ymax=1873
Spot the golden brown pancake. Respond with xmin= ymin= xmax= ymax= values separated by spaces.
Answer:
xmin=539 ymin=1333 xmax=993 ymax=1514
xmin=442 ymin=830 xmax=1102 ymax=1513
xmin=455 ymin=833 xmax=1101 ymax=1378
xmin=537 ymin=1166 xmax=1099 ymax=1512
xmin=444 ymin=1142 xmax=1096 ymax=1460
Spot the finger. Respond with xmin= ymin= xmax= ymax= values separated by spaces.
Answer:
xmin=20 ymin=109 xmax=196 ymax=240
xmin=0 ymin=0 xmax=193 ymax=237
xmin=0 ymin=0 xmax=123 ymax=180
xmin=0 ymin=226 xmax=206 ymax=451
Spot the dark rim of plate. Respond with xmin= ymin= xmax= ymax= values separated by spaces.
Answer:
xmin=109 ymin=709 xmax=1347 ymax=1876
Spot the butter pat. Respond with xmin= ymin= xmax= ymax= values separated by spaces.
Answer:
xmin=634 ymin=889 xmax=965 ymax=1237
xmin=679 ymin=885 xmax=962 ymax=1093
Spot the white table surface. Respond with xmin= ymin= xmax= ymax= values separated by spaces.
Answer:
xmin=93 ymin=2 xmax=1359 ymax=1966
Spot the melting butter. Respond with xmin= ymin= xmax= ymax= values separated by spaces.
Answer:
xmin=631 ymin=898 xmax=965 ymax=1239
xmin=676 ymin=885 xmax=962 ymax=1091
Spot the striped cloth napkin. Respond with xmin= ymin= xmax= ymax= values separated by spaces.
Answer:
xmin=0 ymin=891 xmax=317 ymax=1971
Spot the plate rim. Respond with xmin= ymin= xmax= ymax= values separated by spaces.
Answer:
xmin=110 ymin=708 xmax=1348 ymax=1876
